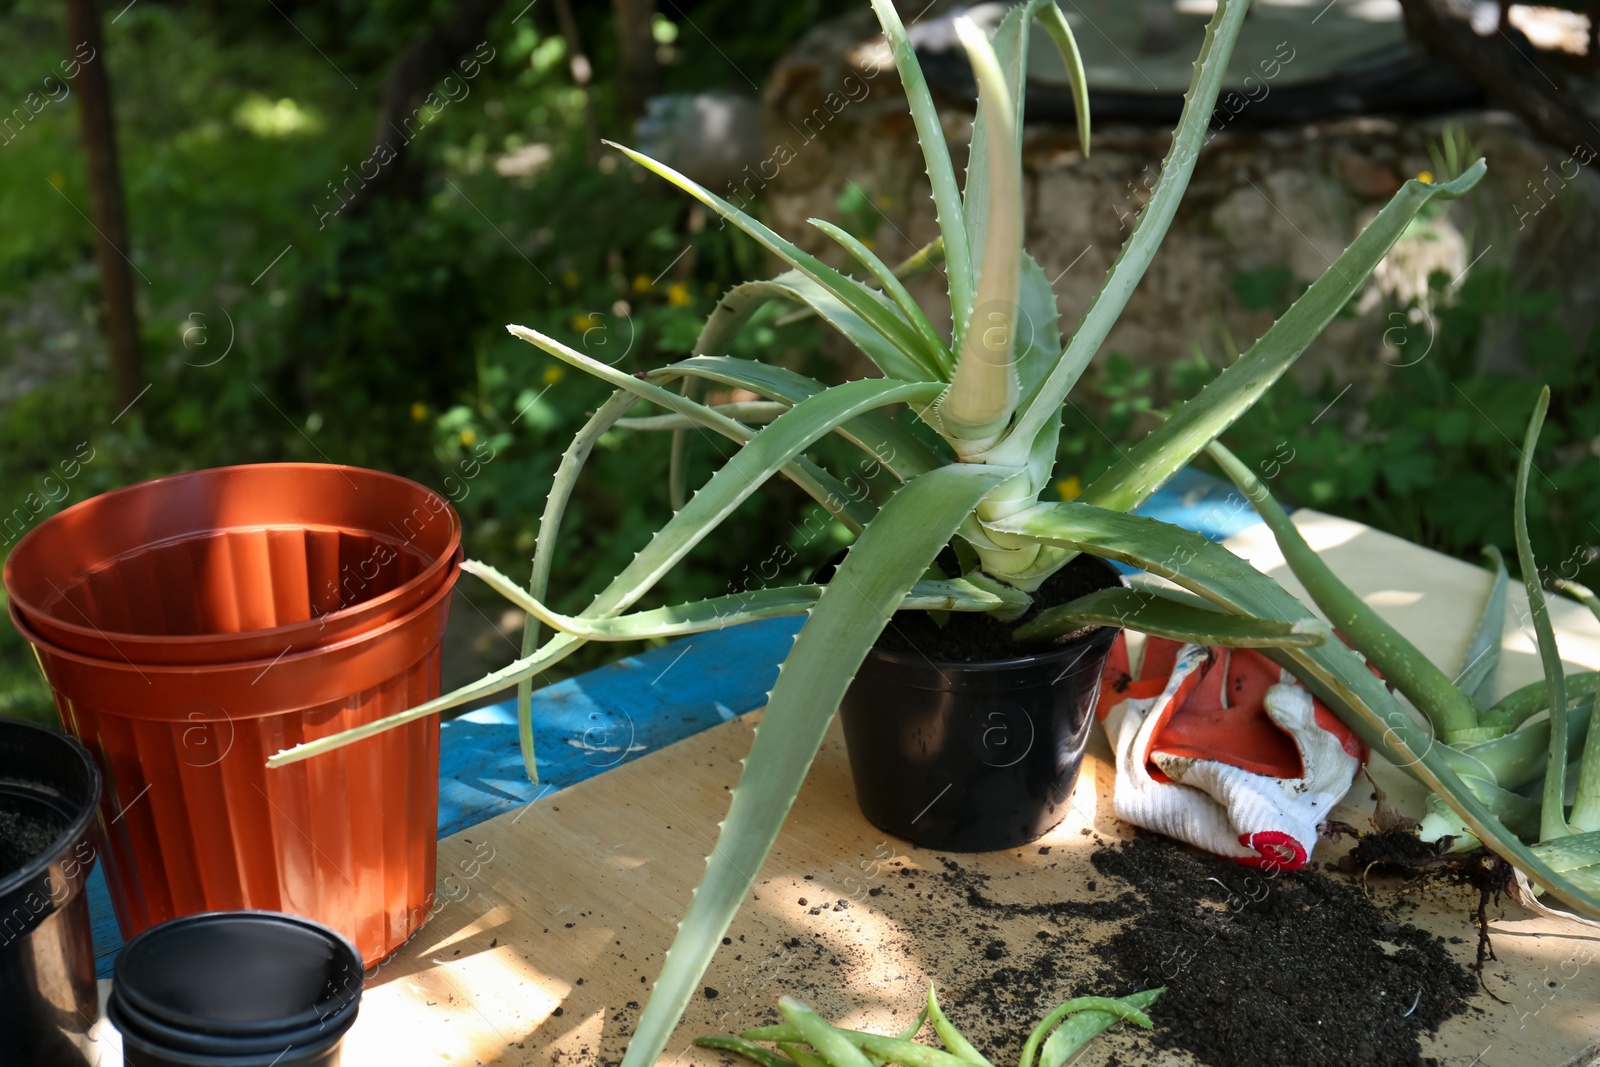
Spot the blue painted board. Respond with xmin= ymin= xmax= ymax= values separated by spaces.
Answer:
xmin=88 ymin=468 xmax=1262 ymax=975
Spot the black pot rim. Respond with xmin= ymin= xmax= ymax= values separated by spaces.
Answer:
xmin=814 ymin=547 xmax=1125 ymax=674
xmin=0 ymin=719 xmax=102 ymax=917
xmin=865 ymin=619 xmax=1118 ymax=673
xmin=112 ymin=910 xmax=363 ymax=1039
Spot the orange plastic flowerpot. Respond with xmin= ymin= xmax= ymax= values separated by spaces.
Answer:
xmin=10 ymin=552 xmax=456 ymax=968
xmin=4 ymin=463 xmax=460 ymax=666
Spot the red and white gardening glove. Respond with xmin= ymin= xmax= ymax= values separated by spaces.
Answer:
xmin=1096 ymin=634 xmax=1368 ymax=870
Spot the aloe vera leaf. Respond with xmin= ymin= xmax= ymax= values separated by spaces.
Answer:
xmin=1208 ymin=440 xmax=1479 ymax=737
xmin=1455 ymin=546 xmax=1510 ymax=714
xmin=984 ymin=501 xmax=1426 ymax=768
xmin=517 ymin=388 xmax=637 ymax=781
xmin=1014 ymin=586 xmax=1327 ymax=649
xmin=986 ymin=500 xmax=1600 ymax=919
xmin=987 ymin=0 xmax=1252 ymax=468
xmin=1010 ymin=253 xmax=1065 ymax=421
xmin=669 ymin=376 xmax=695 ymax=511
xmin=674 ymin=279 xmax=794 ymax=507
xmin=958 ymin=0 xmax=1027 ymax=348
xmin=655 ymin=355 xmax=947 ymax=479
xmin=619 ymin=463 xmax=1017 ymax=1067
xmin=780 ymin=1000 xmax=874 ymax=1067
xmin=1454 ymin=774 xmax=1542 ymax=839
xmin=692 ymin=1036 xmax=800 ymax=1067
xmin=744 ymin=1021 xmax=974 ymax=1067
xmin=463 ymin=562 xmax=1023 ymax=640
xmin=925 ymin=985 xmax=992 ymax=1067
xmin=1033 ymin=3 xmax=1091 ymax=157
xmin=740 ymin=1026 xmax=801 ymax=1043
xmin=1022 ymin=991 xmax=1162 ymax=1067
xmin=1074 ymin=162 xmax=1485 ymax=515
xmin=868 ymin=0 xmax=974 ymax=343
xmin=542 ymin=375 xmax=942 ymax=619
xmin=777 ymin=1043 xmax=831 ymax=1067
xmin=618 ymin=402 xmax=791 ymax=430
xmin=774 ymin=237 xmax=946 ymax=329
xmin=1530 ymin=830 xmax=1600 ymax=872
xmin=508 ymin=323 xmax=882 ymax=533
xmin=272 ymin=368 xmax=940 ymax=767
xmin=609 ymin=143 xmax=936 ymax=379
xmin=897 ymin=1005 xmax=931 ymax=1042
xmin=937 ymin=17 xmax=1021 ymax=453
xmin=1464 ymin=697 xmax=1595 ymax=791
xmin=698 ymin=273 xmax=925 ymax=382
xmin=851 ymin=1036 xmax=977 ymax=1067
xmin=1511 ymin=390 xmax=1572 ymax=838
xmin=958 ymin=0 xmax=1088 ymax=269
xmin=1555 ymin=579 xmax=1600 ymax=625
xmin=268 ymin=630 xmax=588 ymax=766
xmin=809 ymin=218 xmax=952 ymax=376
xmin=1482 ymin=672 xmax=1600 ymax=733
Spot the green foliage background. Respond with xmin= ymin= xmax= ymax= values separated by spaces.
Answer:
xmin=2 ymin=0 xmax=1597 ymax=726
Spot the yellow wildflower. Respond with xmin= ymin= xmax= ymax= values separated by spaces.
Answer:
xmin=410 ymin=401 xmax=428 ymax=422
xmin=666 ymin=282 xmax=692 ymax=307
xmin=459 ymin=429 xmax=477 ymax=447
xmin=1056 ymin=476 xmax=1081 ymax=501
xmin=543 ymin=365 xmax=564 ymax=386
xmin=1416 ymin=171 xmax=1434 ymax=185
xmin=631 ymin=273 xmax=653 ymax=294
xmin=570 ymin=311 xmax=601 ymax=333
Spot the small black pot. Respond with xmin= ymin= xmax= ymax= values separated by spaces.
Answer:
xmin=0 ymin=717 xmax=103 ymax=1067
xmin=837 ymin=557 xmax=1122 ymax=852
xmin=108 ymin=911 xmax=364 ymax=1067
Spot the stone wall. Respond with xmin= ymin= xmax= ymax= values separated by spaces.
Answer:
xmin=757 ymin=10 xmax=1600 ymax=394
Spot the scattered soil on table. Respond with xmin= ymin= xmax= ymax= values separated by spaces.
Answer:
xmin=0 ymin=801 xmax=66 ymax=878
xmin=871 ymin=551 xmax=1122 ymax=662
xmin=684 ymin=832 xmax=1478 ymax=1067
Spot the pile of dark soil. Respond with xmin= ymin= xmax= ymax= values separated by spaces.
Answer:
xmin=873 ymin=552 xmax=1121 ymax=663
xmin=1081 ymin=834 xmax=1480 ymax=1067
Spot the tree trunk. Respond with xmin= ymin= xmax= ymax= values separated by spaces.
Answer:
xmin=611 ymin=0 xmax=660 ymax=122
xmin=552 ymin=0 xmax=601 ymax=156
xmin=1397 ymin=0 xmax=1597 ymax=155
xmin=64 ymin=0 xmax=142 ymax=412
xmin=348 ymin=0 xmax=508 ymax=213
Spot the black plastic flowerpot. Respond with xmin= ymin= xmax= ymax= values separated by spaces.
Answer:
xmin=0 ymin=718 xmax=103 ymax=1067
xmin=837 ymin=558 xmax=1122 ymax=852
xmin=108 ymin=911 xmax=364 ymax=1067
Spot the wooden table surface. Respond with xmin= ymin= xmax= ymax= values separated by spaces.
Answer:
xmin=341 ymin=512 xmax=1600 ymax=1067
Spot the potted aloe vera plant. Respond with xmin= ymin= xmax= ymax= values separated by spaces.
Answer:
xmin=272 ymin=0 xmax=1492 ymax=1055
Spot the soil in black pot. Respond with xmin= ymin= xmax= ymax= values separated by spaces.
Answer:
xmin=870 ymin=551 xmax=1121 ymax=663
xmin=0 ymin=797 xmax=68 ymax=878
